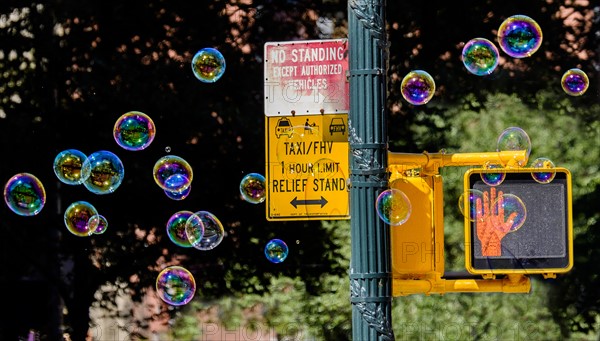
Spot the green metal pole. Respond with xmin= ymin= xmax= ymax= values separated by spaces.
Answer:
xmin=348 ymin=1 xmax=394 ymax=340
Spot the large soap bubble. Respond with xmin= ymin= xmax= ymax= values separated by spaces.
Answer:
xmin=82 ymin=150 xmax=125 ymax=194
xmin=185 ymin=211 xmax=224 ymax=251
xmin=239 ymin=173 xmax=266 ymax=204
xmin=492 ymin=193 xmax=527 ymax=232
xmin=561 ymin=68 xmax=589 ymax=96
xmin=153 ymin=155 xmax=193 ymax=193
xmin=480 ymin=163 xmax=506 ymax=186
xmin=64 ymin=201 xmax=99 ymax=236
xmin=192 ymin=48 xmax=226 ymax=83
xmin=531 ymin=157 xmax=556 ymax=184
xmin=497 ymin=127 xmax=531 ymax=167
xmin=400 ymin=70 xmax=435 ymax=105
xmin=156 ymin=266 xmax=196 ymax=306
xmin=497 ymin=15 xmax=542 ymax=58
xmin=166 ymin=210 xmax=195 ymax=248
xmin=375 ymin=188 xmax=412 ymax=226
xmin=265 ymin=239 xmax=289 ymax=264
xmin=4 ymin=173 xmax=46 ymax=216
xmin=53 ymin=149 xmax=88 ymax=185
xmin=89 ymin=214 xmax=108 ymax=235
xmin=462 ymin=38 xmax=499 ymax=76
xmin=113 ymin=111 xmax=156 ymax=151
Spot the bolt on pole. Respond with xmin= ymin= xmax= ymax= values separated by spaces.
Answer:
xmin=348 ymin=1 xmax=394 ymax=340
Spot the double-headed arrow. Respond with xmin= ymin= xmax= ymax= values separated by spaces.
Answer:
xmin=290 ymin=196 xmax=328 ymax=208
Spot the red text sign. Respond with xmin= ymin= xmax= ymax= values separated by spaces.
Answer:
xmin=264 ymin=39 xmax=349 ymax=117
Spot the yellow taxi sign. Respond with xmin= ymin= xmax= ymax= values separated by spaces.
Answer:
xmin=464 ymin=167 xmax=573 ymax=277
xmin=265 ymin=114 xmax=350 ymax=221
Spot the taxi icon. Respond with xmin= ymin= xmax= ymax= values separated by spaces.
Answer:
xmin=275 ymin=117 xmax=294 ymax=138
xmin=329 ymin=117 xmax=346 ymax=135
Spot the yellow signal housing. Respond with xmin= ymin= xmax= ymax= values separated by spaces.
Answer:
xmin=388 ymin=151 xmax=534 ymax=296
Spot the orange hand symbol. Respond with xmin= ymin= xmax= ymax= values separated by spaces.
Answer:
xmin=475 ymin=187 xmax=518 ymax=257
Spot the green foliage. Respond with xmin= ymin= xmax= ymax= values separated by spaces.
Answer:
xmin=393 ymin=280 xmax=561 ymax=340
xmin=169 ymin=220 xmax=353 ymax=340
xmin=163 ymin=311 xmax=202 ymax=341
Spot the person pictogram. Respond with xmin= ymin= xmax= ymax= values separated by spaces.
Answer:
xmin=304 ymin=119 xmax=317 ymax=134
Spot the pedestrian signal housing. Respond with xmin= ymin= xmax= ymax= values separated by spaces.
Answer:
xmin=464 ymin=167 xmax=573 ymax=277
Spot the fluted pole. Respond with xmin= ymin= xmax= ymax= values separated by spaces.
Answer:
xmin=348 ymin=1 xmax=394 ymax=340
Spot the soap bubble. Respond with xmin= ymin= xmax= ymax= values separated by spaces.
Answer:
xmin=492 ymin=193 xmax=527 ymax=232
xmin=113 ymin=111 xmax=156 ymax=151
xmin=156 ymin=266 xmax=196 ymax=306
xmin=481 ymin=163 xmax=506 ymax=186
xmin=185 ymin=211 xmax=224 ymax=250
xmin=561 ymin=68 xmax=589 ymax=96
xmin=265 ymin=239 xmax=289 ymax=264
xmin=81 ymin=151 xmax=125 ymax=195
xmin=192 ymin=48 xmax=226 ymax=83
xmin=153 ymin=155 xmax=193 ymax=193
xmin=164 ymin=185 xmax=191 ymax=201
xmin=400 ymin=70 xmax=435 ymax=105
xmin=462 ymin=38 xmax=499 ymax=76
xmin=497 ymin=127 xmax=531 ymax=166
xmin=4 ymin=173 xmax=46 ymax=216
xmin=53 ymin=149 xmax=88 ymax=185
xmin=459 ymin=189 xmax=484 ymax=222
xmin=497 ymin=15 xmax=542 ymax=58
xmin=239 ymin=173 xmax=266 ymax=204
xmin=166 ymin=210 xmax=195 ymax=248
xmin=89 ymin=214 xmax=108 ymax=234
xmin=375 ymin=188 xmax=412 ymax=226
xmin=531 ymin=157 xmax=556 ymax=184
xmin=64 ymin=201 xmax=99 ymax=236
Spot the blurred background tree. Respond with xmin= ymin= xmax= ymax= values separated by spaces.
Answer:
xmin=0 ymin=0 xmax=598 ymax=340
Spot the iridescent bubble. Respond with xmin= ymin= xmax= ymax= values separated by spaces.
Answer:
xmin=497 ymin=15 xmax=543 ymax=58
xmin=492 ymin=193 xmax=527 ymax=232
xmin=400 ymin=70 xmax=435 ymax=105
xmin=164 ymin=185 xmax=191 ymax=201
xmin=166 ymin=210 xmax=195 ymax=248
xmin=153 ymin=155 xmax=193 ymax=192
xmin=64 ymin=201 xmax=98 ymax=237
xmin=458 ymin=189 xmax=484 ymax=222
xmin=481 ymin=163 xmax=506 ymax=186
xmin=497 ymin=127 xmax=531 ymax=167
xmin=53 ymin=149 xmax=88 ymax=185
xmin=240 ymin=173 xmax=266 ymax=204
xmin=462 ymin=38 xmax=499 ymax=76
xmin=89 ymin=214 xmax=108 ymax=234
xmin=531 ymin=157 xmax=556 ymax=184
xmin=185 ymin=211 xmax=224 ymax=251
xmin=156 ymin=266 xmax=196 ymax=306
xmin=3 ymin=173 xmax=46 ymax=216
xmin=191 ymin=48 xmax=226 ymax=83
xmin=375 ymin=188 xmax=412 ymax=226
xmin=113 ymin=111 xmax=156 ymax=151
xmin=264 ymin=239 xmax=289 ymax=264
xmin=81 ymin=151 xmax=125 ymax=195
xmin=561 ymin=68 xmax=589 ymax=96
